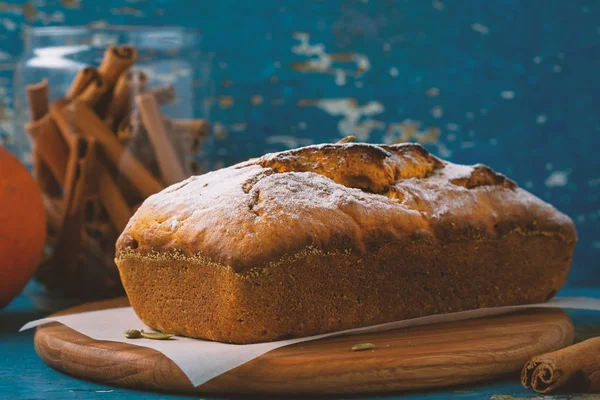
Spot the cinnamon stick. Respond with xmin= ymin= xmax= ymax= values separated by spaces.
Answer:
xmin=49 ymin=99 xmax=78 ymax=147
xmin=42 ymin=193 xmax=64 ymax=239
xmin=98 ymin=45 xmax=138 ymax=87
xmin=116 ymin=114 xmax=133 ymax=143
xmin=105 ymin=73 xmax=131 ymax=130
xmin=97 ymin=163 xmax=132 ymax=232
xmin=136 ymin=92 xmax=186 ymax=185
xmin=83 ymin=197 xmax=105 ymax=223
xmin=46 ymin=136 xmax=96 ymax=293
xmin=79 ymin=74 xmax=109 ymax=108
xmin=64 ymin=137 xmax=98 ymax=218
xmin=80 ymin=226 xmax=118 ymax=276
xmin=26 ymin=79 xmax=49 ymax=121
xmin=26 ymin=79 xmax=61 ymax=195
xmin=56 ymin=100 xmax=163 ymax=197
xmin=522 ymin=337 xmax=600 ymax=393
xmin=26 ymin=114 xmax=69 ymax=186
xmin=67 ymin=67 xmax=98 ymax=99
xmin=84 ymin=221 xmax=112 ymax=240
xmin=34 ymin=160 xmax=62 ymax=197
xmin=106 ymin=69 xmax=149 ymax=128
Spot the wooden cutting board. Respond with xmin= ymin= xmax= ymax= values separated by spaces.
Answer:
xmin=34 ymin=298 xmax=574 ymax=395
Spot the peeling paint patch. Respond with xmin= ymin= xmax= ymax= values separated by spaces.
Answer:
xmin=446 ymin=122 xmax=460 ymax=131
xmin=109 ymin=7 xmax=144 ymax=17
xmin=298 ymin=98 xmax=384 ymax=140
xmin=536 ymin=115 xmax=547 ymax=124
xmin=384 ymin=120 xmax=440 ymax=145
xmin=60 ymin=0 xmax=80 ymax=9
xmin=218 ymin=96 xmax=234 ymax=109
xmin=335 ymin=70 xmax=346 ymax=86
xmin=545 ymin=170 xmax=570 ymax=187
xmin=291 ymin=32 xmax=371 ymax=83
xmin=588 ymin=178 xmax=600 ymax=187
xmin=88 ymin=20 xmax=108 ymax=28
xmin=228 ymin=123 xmax=245 ymax=132
xmin=432 ymin=0 xmax=445 ymax=11
xmin=389 ymin=67 xmax=399 ymax=77
xmin=500 ymin=90 xmax=515 ymax=99
xmin=0 ymin=2 xmax=37 ymax=22
xmin=213 ymin=122 xmax=228 ymax=139
xmin=426 ymin=87 xmax=440 ymax=97
xmin=471 ymin=23 xmax=489 ymax=35
xmin=437 ymin=142 xmax=451 ymax=157
xmin=250 ymin=95 xmax=263 ymax=106
xmin=298 ymin=97 xmax=443 ymax=150
xmin=0 ymin=18 xmax=16 ymax=31
xmin=431 ymin=106 xmax=443 ymax=119
xmin=38 ymin=11 xmax=65 ymax=25
xmin=553 ymin=64 xmax=562 ymax=73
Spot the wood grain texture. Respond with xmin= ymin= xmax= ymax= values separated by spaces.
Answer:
xmin=34 ymin=299 xmax=574 ymax=395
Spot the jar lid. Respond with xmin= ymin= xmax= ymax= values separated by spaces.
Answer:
xmin=24 ymin=26 xmax=201 ymax=51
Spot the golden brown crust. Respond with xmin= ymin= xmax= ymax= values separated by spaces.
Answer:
xmin=115 ymin=143 xmax=577 ymax=343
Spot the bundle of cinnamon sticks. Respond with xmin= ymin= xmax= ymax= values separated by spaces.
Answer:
xmin=25 ymin=45 xmax=209 ymax=299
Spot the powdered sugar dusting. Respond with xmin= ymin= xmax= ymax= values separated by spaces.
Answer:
xmin=123 ymin=143 xmax=573 ymax=272
xmin=439 ymin=162 xmax=474 ymax=180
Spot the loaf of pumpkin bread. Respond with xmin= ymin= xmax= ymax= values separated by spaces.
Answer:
xmin=115 ymin=143 xmax=577 ymax=344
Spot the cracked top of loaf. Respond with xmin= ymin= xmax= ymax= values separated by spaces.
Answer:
xmin=116 ymin=143 xmax=577 ymax=273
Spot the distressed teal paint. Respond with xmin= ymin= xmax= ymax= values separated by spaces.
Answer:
xmin=0 ymin=1 xmax=598 ymax=284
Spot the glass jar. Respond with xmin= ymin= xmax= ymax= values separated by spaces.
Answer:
xmin=13 ymin=26 xmax=213 ymax=310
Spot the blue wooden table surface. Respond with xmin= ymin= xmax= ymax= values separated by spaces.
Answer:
xmin=1 ymin=287 xmax=600 ymax=400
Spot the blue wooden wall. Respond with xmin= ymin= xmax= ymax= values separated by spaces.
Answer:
xmin=0 ymin=0 xmax=598 ymax=286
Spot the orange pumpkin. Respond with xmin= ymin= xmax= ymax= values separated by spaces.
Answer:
xmin=0 ymin=146 xmax=46 ymax=309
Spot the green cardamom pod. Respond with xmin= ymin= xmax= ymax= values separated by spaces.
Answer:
xmin=124 ymin=329 xmax=141 ymax=339
xmin=140 ymin=329 xmax=175 ymax=340
xmin=351 ymin=343 xmax=375 ymax=351
xmin=337 ymin=135 xmax=356 ymax=144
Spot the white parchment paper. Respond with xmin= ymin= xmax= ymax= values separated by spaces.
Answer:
xmin=20 ymin=297 xmax=600 ymax=387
